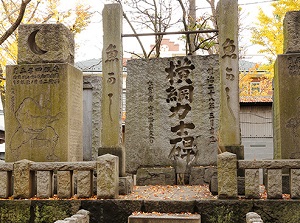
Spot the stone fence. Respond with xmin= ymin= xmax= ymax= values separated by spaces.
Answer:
xmin=218 ymin=152 xmax=300 ymax=199
xmin=54 ymin=209 xmax=90 ymax=223
xmin=0 ymin=154 xmax=129 ymax=199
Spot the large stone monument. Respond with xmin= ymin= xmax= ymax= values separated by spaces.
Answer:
xmin=274 ymin=11 xmax=300 ymax=159
xmin=5 ymin=23 xmax=83 ymax=162
xmin=99 ymin=4 xmax=125 ymax=176
xmin=126 ymin=55 xmax=220 ymax=183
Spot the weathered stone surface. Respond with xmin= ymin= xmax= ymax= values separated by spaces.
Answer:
xmin=290 ymin=169 xmax=300 ymax=198
xmin=13 ymin=159 xmax=34 ymax=198
xmin=0 ymin=171 xmax=11 ymax=198
xmin=83 ymin=74 xmax=102 ymax=161
xmin=144 ymin=200 xmax=195 ymax=213
xmin=98 ymin=146 xmax=125 ymax=176
xmin=239 ymin=159 xmax=300 ymax=169
xmin=136 ymin=167 xmax=175 ymax=186
xmin=245 ymin=169 xmax=260 ymax=199
xmin=63 ymin=217 xmax=78 ymax=223
xmin=266 ymin=169 xmax=282 ymax=199
xmin=17 ymin=24 xmax=74 ymax=65
xmin=126 ymin=55 xmax=220 ymax=174
xmin=128 ymin=213 xmax=201 ymax=223
xmin=5 ymin=63 xmax=83 ymax=162
xmin=189 ymin=166 xmax=217 ymax=185
xmin=283 ymin=11 xmax=300 ymax=54
xmin=217 ymin=152 xmax=237 ymax=198
xmin=77 ymin=171 xmax=92 ymax=198
xmin=37 ymin=171 xmax=53 ymax=198
xmin=30 ymin=161 xmax=96 ymax=171
xmin=72 ymin=214 xmax=85 ymax=223
xmin=119 ymin=176 xmax=133 ymax=195
xmin=57 ymin=171 xmax=73 ymax=199
xmin=217 ymin=0 xmax=240 ymax=147
xmin=273 ymin=54 xmax=300 ymax=159
xmin=77 ymin=209 xmax=90 ymax=223
xmin=97 ymin=154 xmax=119 ymax=199
xmin=246 ymin=212 xmax=263 ymax=223
xmin=101 ymin=4 xmax=123 ymax=148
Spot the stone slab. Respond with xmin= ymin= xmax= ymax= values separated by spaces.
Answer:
xmin=83 ymin=74 xmax=102 ymax=161
xmin=189 ymin=166 xmax=217 ymax=185
xmin=217 ymin=152 xmax=237 ymax=198
xmin=245 ymin=169 xmax=260 ymax=199
xmin=5 ymin=63 xmax=83 ymax=162
xmin=57 ymin=171 xmax=73 ymax=199
xmin=96 ymin=154 xmax=119 ymax=199
xmin=13 ymin=159 xmax=34 ymax=198
xmin=98 ymin=146 xmax=125 ymax=176
xmin=37 ymin=171 xmax=53 ymax=198
xmin=0 ymin=171 xmax=12 ymax=198
xmin=119 ymin=176 xmax=133 ymax=195
xmin=136 ymin=167 xmax=176 ymax=186
xmin=77 ymin=171 xmax=93 ymax=198
xmin=283 ymin=11 xmax=300 ymax=54
xmin=266 ymin=169 xmax=282 ymax=199
xmin=126 ymin=55 xmax=219 ymax=174
xmin=290 ymin=169 xmax=300 ymax=198
xmin=18 ymin=24 xmax=74 ymax=65
xmin=273 ymin=54 xmax=300 ymax=159
xmin=128 ymin=213 xmax=201 ymax=223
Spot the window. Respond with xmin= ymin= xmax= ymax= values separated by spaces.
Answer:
xmin=250 ymin=82 xmax=261 ymax=95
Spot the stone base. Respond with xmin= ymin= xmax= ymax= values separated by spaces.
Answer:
xmin=99 ymin=146 xmax=125 ymax=177
xmin=189 ymin=166 xmax=217 ymax=185
xmin=119 ymin=176 xmax=134 ymax=195
xmin=128 ymin=213 xmax=201 ymax=223
xmin=136 ymin=167 xmax=175 ymax=186
xmin=209 ymin=175 xmax=245 ymax=195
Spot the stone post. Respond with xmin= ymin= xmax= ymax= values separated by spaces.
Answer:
xmin=245 ymin=169 xmax=260 ymax=199
xmin=274 ymin=11 xmax=300 ymax=159
xmin=97 ymin=154 xmax=119 ymax=199
xmin=57 ymin=171 xmax=74 ymax=199
xmin=13 ymin=159 xmax=34 ymax=198
xmin=266 ymin=169 xmax=282 ymax=199
xmin=290 ymin=169 xmax=300 ymax=199
xmin=216 ymin=0 xmax=241 ymax=149
xmin=37 ymin=171 xmax=53 ymax=198
xmin=100 ymin=3 xmax=125 ymax=176
xmin=5 ymin=23 xmax=83 ymax=162
xmin=217 ymin=152 xmax=237 ymax=198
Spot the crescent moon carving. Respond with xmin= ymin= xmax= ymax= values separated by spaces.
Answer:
xmin=28 ymin=29 xmax=48 ymax=55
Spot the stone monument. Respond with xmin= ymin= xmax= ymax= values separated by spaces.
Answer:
xmin=5 ymin=23 xmax=83 ymax=162
xmin=99 ymin=4 xmax=125 ymax=176
xmin=274 ymin=11 xmax=300 ymax=159
xmin=216 ymin=0 xmax=244 ymax=159
xmin=126 ymin=55 xmax=220 ymax=183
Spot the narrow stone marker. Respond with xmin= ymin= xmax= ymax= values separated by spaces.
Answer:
xmin=128 ymin=213 xmax=201 ymax=223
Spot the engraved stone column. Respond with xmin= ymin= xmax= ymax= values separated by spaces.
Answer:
xmin=290 ymin=169 xmax=300 ymax=199
xmin=217 ymin=152 xmax=237 ymax=198
xmin=216 ymin=0 xmax=241 ymax=148
xmin=100 ymin=3 xmax=125 ymax=176
xmin=274 ymin=11 xmax=300 ymax=159
xmin=57 ymin=171 xmax=73 ymax=199
xmin=5 ymin=24 xmax=83 ymax=162
xmin=13 ymin=159 xmax=34 ymax=198
xmin=97 ymin=154 xmax=119 ymax=199
xmin=266 ymin=169 xmax=282 ymax=199
xmin=37 ymin=171 xmax=53 ymax=198
xmin=245 ymin=169 xmax=260 ymax=199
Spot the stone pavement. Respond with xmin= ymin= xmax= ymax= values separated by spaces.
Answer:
xmin=119 ymin=185 xmax=217 ymax=200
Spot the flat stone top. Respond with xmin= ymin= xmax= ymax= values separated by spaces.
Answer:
xmin=129 ymin=212 xmax=201 ymax=219
xmin=119 ymin=185 xmax=216 ymax=200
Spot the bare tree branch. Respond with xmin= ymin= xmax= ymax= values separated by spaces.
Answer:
xmin=0 ymin=0 xmax=32 ymax=46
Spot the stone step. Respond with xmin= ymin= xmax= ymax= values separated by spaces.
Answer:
xmin=128 ymin=213 xmax=201 ymax=223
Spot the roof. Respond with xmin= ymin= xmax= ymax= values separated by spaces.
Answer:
xmin=240 ymin=96 xmax=273 ymax=103
xmin=75 ymin=58 xmax=102 ymax=72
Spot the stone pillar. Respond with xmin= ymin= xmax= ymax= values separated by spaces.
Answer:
xmin=57 ymin=171 xmax=73 ymax=199
xmin=0 ymin=171 xmax=12 ymax=198
xmin=100 ymin=3 xmax=125 ymax=176
xmin=13 ymin=159 xmax=34 ymax=198
xmin=97 ymin=154 xmax=119 ymax=199
xmin=245 ymin=169 xmax=260 ymax=199
xmin=37 ymin=171 xmax=53 ymax=198
xmin=217 ymin=152 xmax=237 ymax=198
xmin=290 ymin=169 xmax=300 ymax=199
xmin=274 ymin=11 xmax=300 ymax=159
xmin=266 ymin=169 xmax=282 ymax=199
xmin=5 ymin=23 xmax=83 ymax=162
xmin=216 ymin=0 xmax=241 ymax=148
xmin=77 ymin=170 xmax=93 ymax=198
